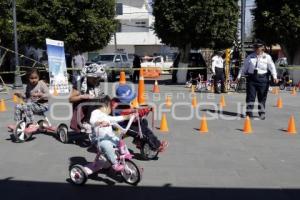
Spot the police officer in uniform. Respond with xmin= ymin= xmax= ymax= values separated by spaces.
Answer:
xmin=236 ymin=41 xmax=278 ymax=120
xmin=212 ymin=51 xmax=226 ymax=93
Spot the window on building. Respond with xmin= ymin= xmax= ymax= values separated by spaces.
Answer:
xmin=116 ymin=3 xmax=123 ymax=15
xmin=135 ymin=21 xmax=146 ymax=25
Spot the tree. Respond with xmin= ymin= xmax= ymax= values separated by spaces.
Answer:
xmin=0 ymin=0 xmax=117 ymax=53
xmin=0 ymin=0 xmax=14 ymax=48
xmin=253 ymin=0 xmax=300 ymax=64
xmin=153 ymin=0 xmax=239 ymax=63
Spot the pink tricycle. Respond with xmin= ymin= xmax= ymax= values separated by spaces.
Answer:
xmin=69 ymin=115 xmax=143 ymax=186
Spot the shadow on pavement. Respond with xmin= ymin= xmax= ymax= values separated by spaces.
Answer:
xmin=202 ymin=108 xmax=243 ymax=117
xmin=0 ymin=178 xmax=299 ymax=200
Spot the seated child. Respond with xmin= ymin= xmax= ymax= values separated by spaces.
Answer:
xmin=89 ymin=95 xmax=133 ymax=172
xmin=8 ymin=68 xmax=49 ymax=133
xmin=112 ymin=84 xmax=168 ymax=152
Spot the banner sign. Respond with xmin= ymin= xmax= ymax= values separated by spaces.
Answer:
xmin=46 ymin=38 xmax=69 ymax=94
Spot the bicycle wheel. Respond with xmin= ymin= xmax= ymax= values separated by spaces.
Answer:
xmin=121 ymin=160 xmax=142 ymax=186
xmin=69 ymin=164 xmax=87 ymax=185
xmin=14 ymin=121 xmax=32 ymax=142
xmin=140 ymin=143 xmax=159 ymax=160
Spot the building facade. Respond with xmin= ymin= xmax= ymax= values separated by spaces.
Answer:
xmin=94 ymin=0 xmax=176 ymax=58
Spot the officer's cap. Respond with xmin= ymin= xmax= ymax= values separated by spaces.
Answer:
xmin=253 ymin=39 xmax=265 ymax=48
xmin=214 ymin=50 xmax=223 ymax=55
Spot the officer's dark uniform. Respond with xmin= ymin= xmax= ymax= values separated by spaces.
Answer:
xmin=238 ymin=44 xmax=277 ymax=119
xmin=211 ymin=52 xmax=225 ymax=93
xmin=132 ymin=55 xmax=141 ymax=83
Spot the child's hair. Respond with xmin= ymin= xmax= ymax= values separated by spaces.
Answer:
xmin=27 ymin=68 xmax=40 ymax=78
xmin=85 ymin=95 xmax=112 ymax=120
xmin=97 ymin=95 xmax=111 ymax=109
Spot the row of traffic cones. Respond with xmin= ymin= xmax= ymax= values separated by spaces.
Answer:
xmin=158 ymin=90 xmax=296 ymax=134
xmin=159 ymin=112 xmax=297 ymax=135
xmin=0 ymin=94 xmax=25 ymax=112
xmin=119 ymin=70 xmax=147 ymax=105
xmin=242 ymin=114 xmax=297 ymax=135
xmin=272 ymin=86 xmax=297 ymax=96
xmin=162 ymin=94 xmax=227 ymax=109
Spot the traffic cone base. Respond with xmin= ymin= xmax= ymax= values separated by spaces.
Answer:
xmin=160 ymin=113 xmax=169 ymax=132
xmin=287 ymin=115 xmax=297 ymax=134
xmin=243 ymin=116 xmax=252 ymax=134
xmin=199 ymin=114 xmax=208 ymax=133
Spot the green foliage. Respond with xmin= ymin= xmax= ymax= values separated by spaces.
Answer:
xmin=253 ymin=0 xmax=300 ymax=62
xmin=0 ymin=1 xmax=14 ymax=47
xmin=0 ymin=0 xmax=117 ymax=53
xmin=153 ymin=0 xmax=239 ymax=49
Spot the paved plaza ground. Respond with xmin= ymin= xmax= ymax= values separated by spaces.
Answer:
xmin=0 ymin=76 xmax=299 ymax=200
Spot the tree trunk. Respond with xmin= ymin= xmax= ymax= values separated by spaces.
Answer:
xmin=281 ymin=44 xmax=300 ymax=85
xmin=176 ymin=43 xmax=191 ymax=83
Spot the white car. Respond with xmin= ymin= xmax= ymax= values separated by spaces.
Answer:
xmin=141 ymin=56 xmax=173 ymax=74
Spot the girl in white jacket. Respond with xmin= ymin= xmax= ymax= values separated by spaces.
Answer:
xmin=90 ymin=95 xmax=132 ymax=171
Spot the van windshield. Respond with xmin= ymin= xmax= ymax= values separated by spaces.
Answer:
xmin=94 ymin=55 xmax=115 ymax=62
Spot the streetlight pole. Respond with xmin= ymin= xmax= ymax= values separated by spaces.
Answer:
xmin=12 ymin=0 xmax=23 ymax=88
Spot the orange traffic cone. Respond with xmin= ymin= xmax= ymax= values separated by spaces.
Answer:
xmin=191 ymin=85 xmax=195 ymax=93
xmin=159 ymin=113 xmax=169 ymax=132
xmin=138 ymin=69 xmax=146 ymax=105
xmin=0 ymin=99 xmax=7 ymax=112
xmin=199 ymin=114 xmax=208 ymax=133
xmin=275 ymin=87 xmax=279 ymax=95
xmin=271 ymin=87 xmax=276 ymax=94
xmin=131 ymin=97 xmax=139 ymax=109
xmin=243 ymin=116 xmax=252 ymax=134
xmin=287 ymin=115 xmax=297 ymax=134
xmin=119 ymin=71 xmax=126 ymax=85
xmin=166 ymin=96 xmax=172 ymax=108
xmin=53 ymin=85 xmax=59 ymax=96
xmin=13 ymin=94 xmax=18 ymax=103
xmin=276 ymin=96 xmax=283 ymax=109
xmin=152 ymin=80 xmax=160 ymax=93
xmin=192 ymin=95 xmax=197 ymax=108
xmin=219 ymin=95 xmax=226 ymax=108
xmin=291 ymin=87 xmax=297 ymax=96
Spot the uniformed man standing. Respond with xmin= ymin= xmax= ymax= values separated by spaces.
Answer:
xmin=236 ymin=42 xmax=278 ymax=120
xmin=212 ymin=51 xmax=226 ymax=93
